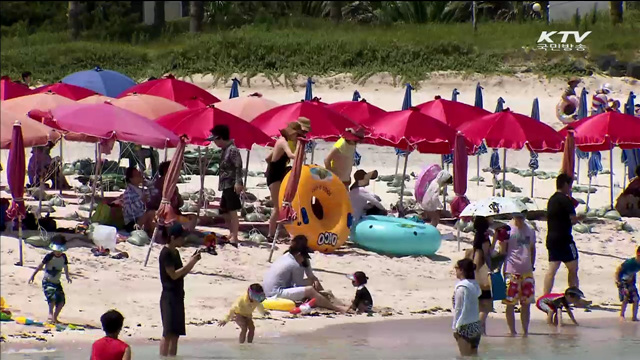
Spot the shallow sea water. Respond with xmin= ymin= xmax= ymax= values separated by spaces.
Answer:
xmin=3 ymin=316 xmax=639 ymax=360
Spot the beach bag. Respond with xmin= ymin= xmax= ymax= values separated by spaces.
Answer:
xmin=490 ymin=272 xmax=506 ymax=301
xmin=127 ymin=230 xmax=150 ymax=246
xmin=91 ymin=203 xmax=125 ymax=229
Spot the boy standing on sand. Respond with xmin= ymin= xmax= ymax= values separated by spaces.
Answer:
xmin=91 ymin=309 xmax=131 ymax=360
xmin=159 ymin=224 xmax=201 ymax=357
xmin=28 ymin=235 xmax=72 ymax=324
xmin=614 ymin=246 xmax=640 ymax=321
xmin=218 ymin=284 xmax=270 ymax=343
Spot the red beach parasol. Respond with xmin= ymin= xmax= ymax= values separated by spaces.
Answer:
xmin=154 ymin=105 xmax=275 ymax=149
xmin=213 ymin=93 xmax=280 ymax=122
xmin=6 ymin=121 xmax=27 ymax=265
xmin=267 ymin=137 xmax=309 ymax=262
xmin=251 ymin=99 xmax=357 ymax=141
xmin=1 ymin=109 xmax=60 ymax=149
xmin=415 ymin=96 xmax=491 ymax=128
xmin=35 ymin=83 xmax=97 ymax=100
xmin=144 ymin=137 xmax=187 ymax=266
xmin=451 ymin=132 xmax=470 ymax=217
xmin=561 ymin=129 xmax=576 ymax=179
xmin=559 ymin=111 xmax=640 ymax=151
xmin=1 ymin=78 xmax=34 ymax=100
xmin=326 ymin=99 xmax=387 ymax=126
xmin=118 ymin=74 xmax=220 ymax=108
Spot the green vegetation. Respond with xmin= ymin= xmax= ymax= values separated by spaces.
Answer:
xmin=1 ymin=2 xmax=638 ymax=85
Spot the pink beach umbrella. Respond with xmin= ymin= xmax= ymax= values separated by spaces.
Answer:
xmin=111 ymin=93 xmax=187 ymax=119
xmin=6 ymin=121 xmax=27 ymax=265
xmin=2 ymin=92 xmax=75 ymax=115
xmin=77 ymin=94 xmax=114 ymax=104
xmin=1 ymin=109 xmax=60 ymax=149
xmin=213 ymin=93 xmax=280 ymax=122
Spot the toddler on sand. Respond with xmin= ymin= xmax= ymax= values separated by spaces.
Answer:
xmin=219 ymin=284 xmax=270 ymax=343
xmin=614 ymin=246 xmax=640 ymax=321
xmin=347 ymin=271 xmax=373 ymax=313
xmin=28 ymin=235 xmax=72 ymax=324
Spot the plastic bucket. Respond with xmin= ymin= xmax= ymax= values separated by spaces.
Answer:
xmin=90 ymin=224 xmax=117 ymax=250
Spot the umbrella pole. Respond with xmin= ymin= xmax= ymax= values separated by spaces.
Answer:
xmin=197 ymin=147 xmax=205 ymax=213
xmin=310 ymin=148 xmax=315 ymax=165
xmin=59 ymin=139 xmax=64 ymax=196
xmin=17 ymin=219 xmax=23 ymax=266
xmin=586 ymin=175 xmax=593 ymax=211
xmin=394 ymin=155 xmax=400 ymax=176
xmin=576 ymin=159 xmax=581 ymax=184
xmin=89 ymin=144 xmax=102 ymax=220
xmin=38 ymin=172 xmax=44 ymax=218
xmin=530 ymin=174 xmax=535 ymax=199
xmin=267 ymin=223 xmax=282 ymax=263
xmin=456 ymin=221 xmax=461 ymax=252
xmin=501 ymin=149 xmax=507 ymax=197
xmin=609 ymin=148 xmax=614 ymax=210
xmin=164 ymin=147 xmax=168 ymax=162
xmin=476 ymin=155 xmax=480 ymax=186
xmin=398 ymin=154 xmax=409 ymax=217
xmin=143 ymin=225 xmax=160 ymax=267
xmin=244 ymin=150 xmax=251 ymax=189
xmin=623 ymin=164 xmax=627 ymax=189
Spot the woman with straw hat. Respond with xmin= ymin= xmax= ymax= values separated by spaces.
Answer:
xmin=264 ymin=117 xmax=310 ymax=242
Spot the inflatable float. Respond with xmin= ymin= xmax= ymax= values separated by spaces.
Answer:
xmin=279 ymin=165 xmax=352 ymax=253
xmin=262 ymin=298 xmax=296 ymax=312
xmin=415 ymin=164 xmax=442 ymax=203
xmin=556 ymin=95 xmax=579 ymax=124
xmin=350 ymin=215 xmax=442 ymax=256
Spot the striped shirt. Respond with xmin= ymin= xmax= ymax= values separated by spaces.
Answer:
xmin=123 ymin=184 xmax=147 ymax=224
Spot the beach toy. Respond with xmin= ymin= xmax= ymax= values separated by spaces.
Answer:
xmin=290 ymin=298 xmax=317 ymax=315
xmin=414 ymin=164 xmax=442 ymax=203
xmin=89 ymin=224 xmax=117 ymax=250
xmin=279 ymin=165 xmax=352 ymax=253
xmin=15 ymin=317 xmax=44 ymax=326
xmin=0 ymin=312 xmax=12 ymax=321
xmin=262 ymin=298 xmax=296 ymax=312
xmin=556 ymin=95 xmax=579 ymax=124
xmin=351 ymin=215 xmax=442 ymax=256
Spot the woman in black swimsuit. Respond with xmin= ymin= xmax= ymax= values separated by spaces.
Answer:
xmin=265 ymin=121 xmax=307 ymax=241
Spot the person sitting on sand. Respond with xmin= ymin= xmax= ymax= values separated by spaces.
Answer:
xmin=218 ymin=283 xmax=270 ymax=343
xmin=452 ymin=258 xmax=482 ymax=357
xmin=614 ymin=246 xmax=640 ymax=322
xmin=264 ymin=118 xmax=309 ymax=242
xmin=28 ymin=235 xmax=72 ymax=324
xmin=122 ymin=166 xmax=155 ymax=234
xmin=91 ymin=309 xmax=131 ymax=360
xmin=591 ymin=83 xmax=611 ymax=114
xmin=147 ymin=161 xmax=196 ymax=231
xmin=499 ymin=213 xmax=536 ymax=336
xmin=347 ymin=271 xmax=373 ymax=314
xmin=616 ymin=165 xmax=640 ymax=218
xmin=349 ymin=169 xmax=387 ymax=223
xmin=324 ymin=127 xmax=366 ymax=188
xmin=263 ymin=235 xmax=347 ymax=313
xmin=27 ymin=141 xmax=70 ymax=190
xmin=421 ymin=170 xmax=453 ymax=227
xmin=536 ymin=286 xmax=583 ymax=327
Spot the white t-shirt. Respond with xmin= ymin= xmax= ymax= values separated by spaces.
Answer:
xmin=349 ymin=187 xmax=384 ymax=221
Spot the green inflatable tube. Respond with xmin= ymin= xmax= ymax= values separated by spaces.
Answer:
xmin=351 ymin=215 xmax=442 ymax=256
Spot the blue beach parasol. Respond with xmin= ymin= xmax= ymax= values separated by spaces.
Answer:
xmin=62 ymin=66 xmax=136 ymax=98
xmin=575 ymin=88 xmax=590 ymax=183
xmin=473 ymin=83 xmax=487 ymax=185
xmin=229 ymin=78 xmax=240 ymax=99
xmin=528 ymin=98 xmax=540 ymax=197
xmin=352 ymin=90 xmax=362 ymax=166
xmin=490 ymin=97 xmax=505 ymax=196
xmin=304 ymin=77 xmax=317 ymax=159
xmin=394 ymin=84 xmax=412 ymax=175
xmin=305 ymin=77 xmax=314 ymax=101
xmin=352 ymin=90 xmax=361 ymax=102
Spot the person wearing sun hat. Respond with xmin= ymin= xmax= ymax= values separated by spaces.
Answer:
xmin=349 ymin=169 xmax=387 ymax=223
xmin=324 ymin=127 xmax=366 ymax=188
xmin=28 ymin=235 xmax=72 ymax=324
xmin=264 ymin=117 xmax=311 ymax=242
xmin=562 ymin=76 xmax=581 ymax=103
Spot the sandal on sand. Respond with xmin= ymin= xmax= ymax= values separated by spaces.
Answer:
xmin=218 ymin=239 xmax=239 ymax=248
xmin=91 ymin=247 xmax=110 ymax=257
xmin=110 ymin=252 xmax=129 ymax=260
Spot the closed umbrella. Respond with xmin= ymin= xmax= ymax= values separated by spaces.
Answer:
xmin=119 ymin=74 xmax=219 ymax=108
xmin=214 ymin=93 xmax=279 ymax=122
xmin=144 ymin=137 xmax=187 ymax=266
xmin=35 ymin=83 xmax=97 ymax=100
xmin=451 ymin=88 xmax=460 ymax=102
xmin=529 ymin=98 xmax=541 ymax=198
xmin=1 ymin=110 xmax=60 ymax=149
xmin=251 ymin=99 xmax=356 ymax=141
xmin=393 ymin=84 xmax=413 ymax=176
xmin=622 ymin=92 xmax=639 ymax=184
xmin=305 ymin=78 xmax=314 ymax=102
xmin=561 ymin=129 xmax=576 ymax=179
xmin=268 ymin=138 xmax=309 ymax=262
xmin=489 ymin=97 xmax=506 ymax=180
xmin=352 ymin=90 xmax=361 ymax=101
xmin=575 ymin=88 xmax=592 ymax=184
xmin=6 ymin=121 xmax=27 ymax=266
xmin=62 ymin=66 xmax=136 ymax=98
xmin=452 ymin=132 xmax=469 ymax=250
xmin=474 ymin=83 xmax=488 ymax=183
xmin=229 ymin=78 xmax=240 ymax=99
xmin=441 ymin=92 xmax=462 ymax=169
xmin=111 ymin=93 xmax=187 ymax=119
xmin=1 ymin=78 xmax=34 ymax=100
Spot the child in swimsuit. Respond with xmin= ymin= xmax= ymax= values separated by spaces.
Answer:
xmin=536 ymin=287 xmax=583 ymax=327
xmin=614 ymin=246 xmax=640 ymax=321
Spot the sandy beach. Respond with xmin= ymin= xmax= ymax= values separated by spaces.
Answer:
xmin=1 ymin=73 xmax=639 ymax=350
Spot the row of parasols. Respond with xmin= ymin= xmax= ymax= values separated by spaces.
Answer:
xmin=2 ymin=71 xmax=640 ymax=211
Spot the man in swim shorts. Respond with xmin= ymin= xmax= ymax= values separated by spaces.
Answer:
xmin=324 ymin=127 xmax=365 ymax=188
xmin=262 ymin=236 xmax=347 ymax=312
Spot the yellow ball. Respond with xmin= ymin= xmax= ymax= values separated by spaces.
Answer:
xmin=532 ymin=3 xmax=542 ymax=12
xmin=278 ymin=165 xmax=352 ymax=253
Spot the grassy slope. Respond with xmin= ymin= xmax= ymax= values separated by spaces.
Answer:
xmin=1 ymin=16 xmax=638 ymax=85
